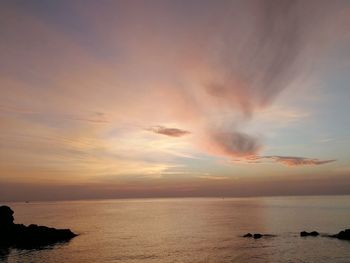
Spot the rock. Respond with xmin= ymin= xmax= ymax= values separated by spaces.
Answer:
xmin=300 ymin=231 xmax=319 ymax=237
xmin=0 ymin=206 xmax=14 ymax=228
xmin=330 ymin=229 xmax=350 ymax=240
xmin=300 ymin=231 xmax=307 ymax=236
xmin=243 ymin=233 xmax=274 ymax=239
xmin=0 ymin=205 xmax=77 ymax=248
xmin=253 ymin=233 xmax=262 ymax=239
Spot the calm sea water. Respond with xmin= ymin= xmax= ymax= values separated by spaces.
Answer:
xmin=1 ymin=196 xmax=350 ymax=263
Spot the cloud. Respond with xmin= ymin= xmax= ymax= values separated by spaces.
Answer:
xmin=0 ymin=105 xmax=109 ymax=123
xmin=206 ymin=131 xmax=261 ymax=157
xmin=262 ymin=156 xmax=336 ymax=166
xmin=190 ymin=0 xmax=344 ymax=160
xmin=147 ymin=126 xmax=191 ymax=138
xmin=197 ymin=175 xmax=228 ymax=180
xmin=176 ymin=0 xmax=309 ymax=158
xmin=203 ymin=0 xmax=303 ymax=116
xmin=68 ymin=115 xmax=109 ymax=124
xmin=231 ymin=155 xmax=336 ymax=166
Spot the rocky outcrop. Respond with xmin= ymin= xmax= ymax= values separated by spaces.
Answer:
xmin=300 ymin=231 xmax=319 ymax=237
xmin=0 ymin=205 xmax=77 ymax=248
xmin=253 ymin=233 xmax=262 ymax=239
xmin=329 ymin=229 xmax=350 ymax=240
xmin=243 ymin=233 xmax=275 ymax=239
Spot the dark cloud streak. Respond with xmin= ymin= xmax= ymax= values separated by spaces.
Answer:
xmin=147 ymin=126 xmax=190 ymax=138
xmin=261 ymin=156 xmax=336 ymax=166
xmin=211 ymin=131 xmax=261 ymax=157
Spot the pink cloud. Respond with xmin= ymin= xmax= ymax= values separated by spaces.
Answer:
xmin=204 ymin=131 xmax=261 ymax=158
xmin=147 ymin=126 xmax=191 ymax=138
xmin=262 ymin=156 xmax=336 ymax=166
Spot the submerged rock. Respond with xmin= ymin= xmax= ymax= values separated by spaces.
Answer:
xmin=300 ymin=231 xmax=319 ymax=237
xmin=0 ymin=205 xmax=77 ymax=248
xmin=253 ymin=233 xmax=262 ymax=239
xmin=243 ymin=233 xmax=274 ymax=239
xmin=329 ymin=229 xmax=350 ymax=240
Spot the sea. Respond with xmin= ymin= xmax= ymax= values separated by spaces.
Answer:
xmin=1 ymin=195 xmax=350 ymax=263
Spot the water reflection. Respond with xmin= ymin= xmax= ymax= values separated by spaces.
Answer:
xmin=2 ymin=196 xmax=350 ymax=263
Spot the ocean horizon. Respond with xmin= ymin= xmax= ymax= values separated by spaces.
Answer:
xmin=1 ymin=195 xmax=349 ymax=262
xmin=2 ymin=193 xmax=350 ymax=203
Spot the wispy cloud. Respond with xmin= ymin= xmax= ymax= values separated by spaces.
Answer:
xmin=163 ymin=0 xmax=313 ymax=159
xmin=197 ymin=175 xmax=228 ymax=180
xmin=204 ymin=0 xmax=302 ymax=117
xmin=147 ymin=126 xmax=191 ymax=138
xmin=262 ymin=156 xmax=336 ymax=166
xmin=206 ymin=131 xmax=261 ymax=157
xmin=231 ymin=155 xmax=336 ymax=166
xmin=0 ymin=105 xmax=109 ymax=124
xmin=68 ymin=115 xmax=109 ymax=124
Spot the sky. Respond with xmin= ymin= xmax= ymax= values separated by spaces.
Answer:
xmin=1 ymin=0 xmax=350 ymax=201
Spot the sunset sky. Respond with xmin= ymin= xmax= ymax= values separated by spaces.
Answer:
xmin=1 ymin=0 xmax=350 ymax=201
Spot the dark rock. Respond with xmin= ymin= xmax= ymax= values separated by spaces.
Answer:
xmin=0 ymin=206 xmax=14 ymax=228
xmin=243 ymin=233 xmax=275 ymax=239
xmin=0 ymin=205 xmax=77 ymax=249
xmin=330 ymin=229 xmax=350 ymax=240
xmin=253 ymin=233 xmax=262 ymax=239
xmin=300 ymin=231 xmax=307 ymax=237
xmin=310 ymin=231 xmax=319 ymax=236
xmin=300 ymin=231 xmax=319 ymax=237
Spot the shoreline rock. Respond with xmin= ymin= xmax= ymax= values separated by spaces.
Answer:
xmin=329 ymin=229 xmax=350 ymax=240
xmin=0 ymin=205 xmax=77 ymax=249
xmin=243 ymin=233 xmax=275 ymax=239
xmin=300 ymin=231 xmax=319 ymax=237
